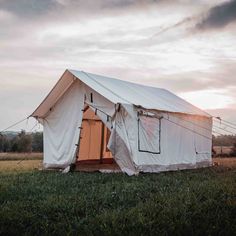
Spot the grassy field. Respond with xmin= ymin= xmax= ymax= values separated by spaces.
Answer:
xmin=0 ymin=152 xmax=43 ymax=161
xmin=214 ymin=157 xmax=236 ymax=168
xmin=0 ymin=153 xmax=42 ymax=172
xmin=0 ymin=162 xmax=236 ymax=236
xmin=0 ymin=160 xmax=42 ymax=172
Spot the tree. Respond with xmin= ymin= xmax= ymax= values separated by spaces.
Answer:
xmin=10 ymin=136 xmax=19 ymax=152
xmin=0 ymin=134 xmax=5 ymax=152
xmin=0 ymin=134 xmax=10 ymax=152
xmin=0 ymin=131 xmax=43 ymax=153
xmin=17 ymin=130 xmax=32 ymax=152
xmin=32 ymin=132 xmax=43 ymax=152
xmin=9 ymin=130 xmax=32 ymax=153
xmin=2 ymin=138 xmax=10 ymax=152
xmin=213 ymin=135 xmax=236 ymax=146
xmin=230 ymin=143 xmax=236 ymax=156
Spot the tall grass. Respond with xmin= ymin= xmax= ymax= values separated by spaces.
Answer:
xmin=0 ymin=167 xmax=235 ymax=235
xmin=0 ymin=152 xmax=43 ymax=161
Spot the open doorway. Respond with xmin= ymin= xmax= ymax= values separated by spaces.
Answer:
xmin=76 ymin=106 xmax=120 ymax=172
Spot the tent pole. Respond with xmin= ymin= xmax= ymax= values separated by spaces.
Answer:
xmin=100 ymin=122 xmax=105 ymax=164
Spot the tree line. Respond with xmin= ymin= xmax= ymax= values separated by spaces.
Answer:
xmin=212 ymin=135 xmax=236 ymax=146
xmin=0 ymin=131 xmax=43 ymax=153
xmin=0 ymin=131 xmax=236 ymax=154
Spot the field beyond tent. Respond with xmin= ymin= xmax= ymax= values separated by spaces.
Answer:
xmin=0 ymin=162 xmax=236 ymax=236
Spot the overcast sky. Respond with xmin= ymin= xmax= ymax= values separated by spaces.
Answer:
xmin=0 ymin=0 xmax=236 ymax=132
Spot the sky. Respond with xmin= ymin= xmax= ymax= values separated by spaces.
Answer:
xmin=0 ymin=0 xmax=236 ymax=132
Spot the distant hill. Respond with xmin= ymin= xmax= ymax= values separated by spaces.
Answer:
xmin=1 ymin=131 xmax=37 ymax=138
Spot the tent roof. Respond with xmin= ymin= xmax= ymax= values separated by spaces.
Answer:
xmin=69 ymin=70 xmax=210 ymax=117
xmin=31 ymin=69 xmax=211 ymax=118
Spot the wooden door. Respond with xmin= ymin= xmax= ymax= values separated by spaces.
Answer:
xmin=77 ymin=120 xmax=103 ymax=161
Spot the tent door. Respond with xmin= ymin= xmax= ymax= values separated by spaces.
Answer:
xmin=76 ymin=107 xmax=113 ymax=164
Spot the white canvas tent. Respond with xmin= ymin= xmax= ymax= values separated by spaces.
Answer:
xmin=31 ymin=69 xmax=212 ymax=175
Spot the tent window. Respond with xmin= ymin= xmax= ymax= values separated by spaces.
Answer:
xmin=138 ymin=115 xmax=161 ymax=154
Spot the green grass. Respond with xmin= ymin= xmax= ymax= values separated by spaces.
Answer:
xmin=0 ymin=167 xmax=236 ymax=236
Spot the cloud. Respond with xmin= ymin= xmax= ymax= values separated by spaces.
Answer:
xmin=0 ymin=0 xmax=167 ymax=19
xmin=206 ymin=107 xmax=236 ymax=123
xmin=196 ymin=0 xmax=236 ymax=30
xmin=152 ymin=16 xmax=195 ymax=38
xmin=0 ymin=0 xmax=59 ymax=18
xmin=53 ymin=0 xmax=166 ymax=10
xmin=0 ymin=0 xmax=236 ymax=129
